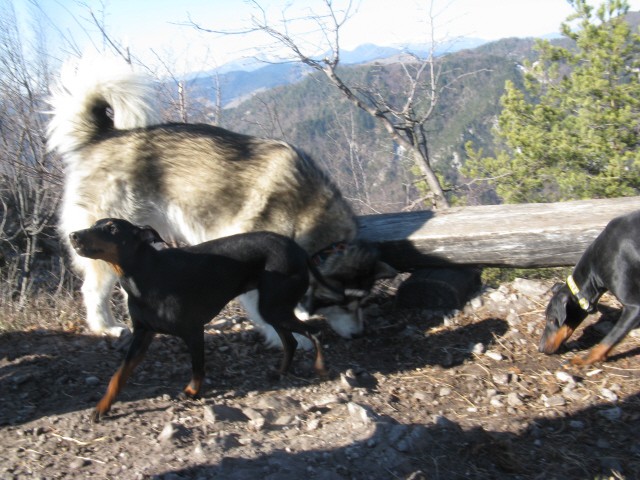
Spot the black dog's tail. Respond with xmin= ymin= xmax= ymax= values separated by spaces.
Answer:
xmin=47 ymin=54 xmax=161 ymax=158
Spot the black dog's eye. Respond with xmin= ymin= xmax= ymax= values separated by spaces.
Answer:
xmin=108 ymin=224 xmax=118 ymax=235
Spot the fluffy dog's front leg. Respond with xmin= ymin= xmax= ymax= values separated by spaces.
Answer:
xmin=80 ymin=258 xmax=129 ymax=336
xmin=238 ymin=291 xmax=313 ymax=350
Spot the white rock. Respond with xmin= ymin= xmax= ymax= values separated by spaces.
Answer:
xmin=347 ymin=402 xmax=375 ymax=425
xmin=470 ymin=297 xmax=483 ymax=309
xmin=600 ymin=388 xmax=618 ymax=402
xmin=507 ymin=392 xmax=524 ymax=407
xmin=439 ymin=387 xmax=452 ymax=397
xmin=512 ymin=278 xmax=549 ymax=297
xmin=157 ymin=422 xmax=175 ymax=442
xmin=542 ymin=395 xmax=566 ymax=408
xmin=555 ymin=371 xmax=576 ymax=384
xmin=485 ymin=351 xmax=503 ymax=361
xmin=203 ymin=405 xmax=216 ymax=424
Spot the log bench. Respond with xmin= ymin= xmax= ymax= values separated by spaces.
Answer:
xmin=356 ymin=196 xmax=640 ymax=309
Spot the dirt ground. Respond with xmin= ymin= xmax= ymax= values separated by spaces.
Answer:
xmin=1 ymin=276 xmax=639 ymax=480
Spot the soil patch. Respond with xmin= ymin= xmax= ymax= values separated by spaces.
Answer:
xmin=1 ymin=279 xmax=639 ymax=479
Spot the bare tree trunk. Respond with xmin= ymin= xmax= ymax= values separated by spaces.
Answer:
xmin=188 ymin=1 xmax=458 ymax=209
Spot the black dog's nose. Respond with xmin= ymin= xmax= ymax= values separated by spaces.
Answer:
xmin=69 ymin=231 xmax=82 ymax=248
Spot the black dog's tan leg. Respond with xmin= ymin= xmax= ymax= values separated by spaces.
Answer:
xmin=275 ymin=329 xmax=298 ymax=375
xmin=93 ymin=328 xmax=154 ymax=422
xmin=305 ymin=332 xmax=328 ymax=378
xmin=182 ymin=331 xmax=205 ymax=397
xmin=274 ymin=315 xmax=327 ymax=378
xmin=571 ymin=305 xmax=640 ymax=366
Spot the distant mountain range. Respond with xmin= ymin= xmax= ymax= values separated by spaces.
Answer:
xmin=183 ymin=38 xmax=493 ymax=108
xmin=172 ymin=12 xmax=640 ymax=212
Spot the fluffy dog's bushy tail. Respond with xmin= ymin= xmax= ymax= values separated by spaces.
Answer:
xmin=47 ymin=53 xmax=161 ymax=160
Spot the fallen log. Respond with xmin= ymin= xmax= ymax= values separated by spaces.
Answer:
xmin=357 ymin=196 xmax=640 ymax=271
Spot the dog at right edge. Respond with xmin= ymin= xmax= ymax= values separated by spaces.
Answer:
xmin=539 ymin=209 xmax=640 ymax=366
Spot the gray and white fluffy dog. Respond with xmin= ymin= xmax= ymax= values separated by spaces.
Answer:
xmin=48 ymin=55 xmax=395 ymax=348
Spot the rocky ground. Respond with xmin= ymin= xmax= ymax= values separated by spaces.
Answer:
xmin=1 ymin=276 xmax=639 ymax=479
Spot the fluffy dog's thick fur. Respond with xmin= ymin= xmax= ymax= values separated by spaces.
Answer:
xmin=48 ymin=55 xmax=395 ymax=347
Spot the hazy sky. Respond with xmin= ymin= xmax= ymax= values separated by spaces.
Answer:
xmin=20 ymin=0 xmax=640 ymax=71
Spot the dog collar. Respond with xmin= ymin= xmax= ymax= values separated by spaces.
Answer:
xmin=566 ymin=275 xmax=592 ymax=312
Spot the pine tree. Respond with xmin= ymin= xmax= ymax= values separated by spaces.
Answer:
xmin=462 ymin=0 xmax=640 ymax=204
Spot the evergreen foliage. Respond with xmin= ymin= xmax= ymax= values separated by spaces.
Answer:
xmin=462 ymin=0 xmax=640 ymax=204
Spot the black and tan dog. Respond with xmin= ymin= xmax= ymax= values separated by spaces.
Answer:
xmin=70 ymin=218 xmax=331 ymax=422
xmin=539 ymin=210 xmax=640 ymax=366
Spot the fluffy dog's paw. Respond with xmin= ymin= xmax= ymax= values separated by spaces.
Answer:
xmin=104 ymin=323 xmax=131 ymax=338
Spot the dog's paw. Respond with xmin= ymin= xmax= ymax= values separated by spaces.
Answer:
xmin=91 ymin=408 xmax=105 ymax=423
xmin=104 ymin=323 xmax=131 ymax=338
xmin=261 ymin=329 xmax=314 ymax=351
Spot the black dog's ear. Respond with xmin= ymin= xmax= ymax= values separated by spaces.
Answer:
xmin=137 ymin=225 xmax=166 ymax=245
xmin=545 ymin=285 xmax=571 ymax=324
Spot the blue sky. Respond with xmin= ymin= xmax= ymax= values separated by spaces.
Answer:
xmin=19 ymin=0 xmax=640 ymax=72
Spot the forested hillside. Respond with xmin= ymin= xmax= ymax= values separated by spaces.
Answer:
xmin=205 ymin=37 xmax=540 ymax=213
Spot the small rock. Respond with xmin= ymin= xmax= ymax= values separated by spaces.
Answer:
xmin=562 ymin=388 xmax=583 ymax=402
xmin=470 ymin=342 xmax=485 ymax=354
xmin=512 ymin=278 xmax=549 ymax=297
xmin=347 ymin=402 xmax=375 ymax=425
xmin=157 ymin=422 xmax=176 ymax=442
xmin=193 ymin=442 xmax=205 ymax=457
xmin=600 ymin=388 xmax=618 ymax=402
xmin=241 ymin=407 xmax=263 ymax=422
xmin=490 ymin=397 xmax=504 ymax=408
xmin=555 ymin=371 xmax=576 ymax=384
xmin=439 ymin=387 xmax=452 ymax=397
xmin=248 ymin=417 xmax=266 ymax=431
xmin=413 ymin=391 xmax=432 ymax=402
xmin=203 ymin=405 xmax=216 ymax=424
xmin=488 ymin=290 xmax=508 ymax=303
xmin=486 ymin=388 xmax=498 ymax=398
xmin=485 ymin=351 xmax=503 ymax=361
xmin=506 ymin=312 xmax=521 ymax=326
xmin=542 ymin=395 xmax=566 ymax=408
xmin=306 ymin=418 xmax=320 ymax=431
xmin=69 ymin=457 xmax=90 ymax=469
xmin=507 ymin=392 xmax=524 ymax=407
xmin=84 ymin=376 xmax=100 ymax=386
xmin=492 ymin=373 xmax=510 ymax=385
xmin=470 ymin=297 xmax=483 ymax=309
xmin=311 ymin=394 xmax=341 ymax=408
xmin=340 ymin=370 xmax=359 ymax=389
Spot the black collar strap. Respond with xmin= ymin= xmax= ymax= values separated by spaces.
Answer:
xmin=566 ymin=275 xmax=594 ymax=313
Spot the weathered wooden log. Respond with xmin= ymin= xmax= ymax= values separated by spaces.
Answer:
xmin=357 ymin=196 xmax=640 ymax=271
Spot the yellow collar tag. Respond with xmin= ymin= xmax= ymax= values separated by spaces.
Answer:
xmin=566 ymin=275 xmax=591 ymax=311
